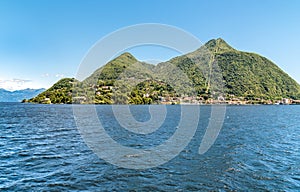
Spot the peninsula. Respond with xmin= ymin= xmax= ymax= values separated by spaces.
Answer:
xmin=25 ymin=39 xmax=300 ymax=105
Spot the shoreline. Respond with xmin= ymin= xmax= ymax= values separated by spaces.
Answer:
xmin=20 ymin=102 xmax=300 ymax=106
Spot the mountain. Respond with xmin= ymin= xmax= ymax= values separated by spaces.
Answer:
xmin=168 ymin=38 xmax=300 ymax=100
xmin=27 ymin=78 xmax=77 ymax=104
xmin=28 ymin=38 xmax=300 ymax=104
xmin=205 ymin=38 xmax=300 ymax=99
xmin=83 ymin=52 xmax=151 ymax=84
xmin=0 ymin=88 xmax=45 ymax=102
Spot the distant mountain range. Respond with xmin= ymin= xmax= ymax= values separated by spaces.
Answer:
xmin=0 ymin=88 xmax=45 ymax=102
xmin=27 ymin=38 xmax=300 ymax=104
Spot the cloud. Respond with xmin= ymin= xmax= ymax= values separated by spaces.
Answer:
xmin=0 ymin=78 xmax=33 ymax=91
xmin=55 ymin=74 xmax=64 ymax=78
xmin=12 ymin=78 xmax=31 ymax=83
xmin=41 ymin=73 xmax=49 ymax=77
xmin=41 ymin=73 xmax=64 ymax=78
xmin=1 ymin=73 xmax=66 ymax=91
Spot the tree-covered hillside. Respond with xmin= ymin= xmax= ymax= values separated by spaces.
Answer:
xmin=165 ymin=38 xmax=300 ymax=100
xmin=27 ymin=78 xmax=78 ymax=104
xmin=27 ymin=39 xmax=300 ymax=104
xmin=205 ymin=39 xmax=300 ymax=99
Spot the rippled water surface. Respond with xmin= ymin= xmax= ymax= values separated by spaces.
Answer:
xmin=0 ymin=103 xmax=299 ymax=191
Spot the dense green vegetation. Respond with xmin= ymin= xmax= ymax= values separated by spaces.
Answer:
xmin=128 ymin=80 xmax=176 ymax=104
xmin=28 ymin=78 xmax=77 ymax=104
xmin=28 ymin=39 xmax=300 ymax=104
xmin=167 ymin=38 xmax=300 ymax=100
xmin=209 ymin=39 xmax=300 ymax=99
xmin=83 ymin=52 xmax=151 ymax=85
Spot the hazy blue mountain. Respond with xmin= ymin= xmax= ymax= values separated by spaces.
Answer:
xmin=0 ymin=88 xmax=45 ymax=102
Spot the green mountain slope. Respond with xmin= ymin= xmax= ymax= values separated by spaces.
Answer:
xmin=163 ymin=38 xmax=300 ymax=100
xmin=28 ymin=39 xmax=300 ymax=104
xmin=27 ymin=78 xmax=78 ymax=104
xmin=84 ymin=52 xmax=154 ymax=84
xmin=206 ymin=38 xmax=300 ymax=99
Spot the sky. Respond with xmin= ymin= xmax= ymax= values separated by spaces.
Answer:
xmin=0 ymin=0 xmax=299 ymax=90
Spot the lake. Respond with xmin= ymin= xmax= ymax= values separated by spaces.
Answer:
xmin=0 ymin=103 xmax=299 ymax=191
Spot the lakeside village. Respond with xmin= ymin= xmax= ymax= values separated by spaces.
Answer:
xmin=72 ymin=94 xmax=300 ymax=105
xmin=70 ymin=85 xmax=300 ymax=105
xmin=157 ymin=95 xmax=300 ymax=105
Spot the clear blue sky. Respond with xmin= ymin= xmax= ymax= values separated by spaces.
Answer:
xmin=0 ymin=0 xmax=299 ymax=90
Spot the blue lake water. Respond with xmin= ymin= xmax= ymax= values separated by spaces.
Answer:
xmin=0 ymin=103 xmax=299 ymax=191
